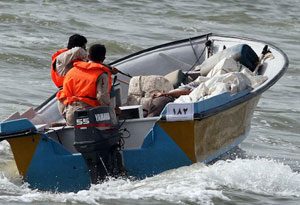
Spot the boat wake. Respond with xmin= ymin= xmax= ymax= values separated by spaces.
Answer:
xmin=0 ymin=157 xmax=299 ymax=205
xmin=0 ymin=141 xmax=10 ymax=156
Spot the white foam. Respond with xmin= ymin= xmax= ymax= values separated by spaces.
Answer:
xmin=0 ymin=158 xmax=299 ymax=204
xmin=207 ymin=158 xmax=300 ymax=196
xmin=0 ymin=173 xmax=30 ymax=195
xmin=0 ymin=141 xmax=11 ymax=156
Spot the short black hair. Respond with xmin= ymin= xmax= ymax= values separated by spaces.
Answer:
xmin=89 ymin=44 xmax=106 ymax=62
xmin=67 ymin=34 xmax=87 ymax=49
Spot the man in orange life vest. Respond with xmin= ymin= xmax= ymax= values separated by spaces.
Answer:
xmin=51 ymin=34 xmax=88 ymax=88
xmin=56 ymin=44 xmax=118 ymax=125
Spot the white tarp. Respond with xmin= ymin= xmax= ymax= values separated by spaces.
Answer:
xmin=194 ymin=44 xmax=259 ymax=75
xmin=206 ymin=57 xmax=242 ymax=77
xmin=175 ymin=57 xmax=268 ymax=103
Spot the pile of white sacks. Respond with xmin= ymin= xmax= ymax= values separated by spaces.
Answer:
xmin=126 ymin=56 xmax=269 ymax=106
xmin=174 ymin=57 xmax=268 ymax=103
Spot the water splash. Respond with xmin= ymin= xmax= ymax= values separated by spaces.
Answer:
xmin=202 ymin=158 xmax=300 ymax=197
xmin=0 ymin=158 xmax=298 ymax=205
xmin=0 ymin=141 xmax=11 ymax=156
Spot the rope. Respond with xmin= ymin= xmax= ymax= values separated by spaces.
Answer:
xmin=185 ymin=38 xmax=211 ymax=76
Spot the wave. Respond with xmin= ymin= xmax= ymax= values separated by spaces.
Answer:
xmin=0 ymin=158 xmax=299 ymax=204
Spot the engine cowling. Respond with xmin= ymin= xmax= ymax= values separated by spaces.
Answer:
xmin=74 ymin=106 xmax=124 ymax=184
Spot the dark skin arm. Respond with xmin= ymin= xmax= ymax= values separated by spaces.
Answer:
xmin=153 ymin=89 xmax=191 ymax=98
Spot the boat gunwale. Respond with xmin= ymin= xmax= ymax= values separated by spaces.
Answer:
xmin=107 ymin=33 xmax=289 ymax=121
xmin=35 ymin=33 xmax=289 ymax=123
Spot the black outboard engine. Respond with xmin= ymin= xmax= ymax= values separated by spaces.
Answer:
xmin=74 ymin=106 xmax=124 ymax=184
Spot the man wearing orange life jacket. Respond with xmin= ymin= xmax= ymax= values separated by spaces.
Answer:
xmin=51 ymin=34 xmax=88 ymax=88
xmin=57 ymin=44 xmax=118 ymax=125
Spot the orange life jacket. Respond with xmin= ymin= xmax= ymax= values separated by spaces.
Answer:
xmin=51 ymin=48 xmax=68 ymax=88
xmin=56 ymin=61 xmax=112 ymax=107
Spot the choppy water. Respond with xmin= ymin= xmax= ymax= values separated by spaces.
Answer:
xmin=0 ymin=0 xmax=299 ymax=204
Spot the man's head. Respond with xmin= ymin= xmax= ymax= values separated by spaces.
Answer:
xmin=67 ymin=34 xmax=87 ymax=49
xmin=88 ymin=44 xmax=106 ymax=63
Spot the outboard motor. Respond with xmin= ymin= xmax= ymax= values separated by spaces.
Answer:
xmin=74 ymin=106 xmax=124 ymax=184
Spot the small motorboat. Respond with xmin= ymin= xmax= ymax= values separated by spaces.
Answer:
xmin=0 ymin=33 xmax=288 ymax=192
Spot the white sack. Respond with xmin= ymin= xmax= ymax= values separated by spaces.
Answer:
xmin=207 ymin=57 xmax=242 ymax=78
xmin=127 ymin=75 xmax=173 ymax=105
xmin=174 ymin=95 xmax=194 ymax=103
xmin=128 ymin=75 xmax=173 ymax=97
xmin=240 ymin=67 xmax=268 ymax=88
xmin=175 ymin=72 xmax=252 ymax=103
xmin=194 ymin=47 xmax=242 ymax=76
